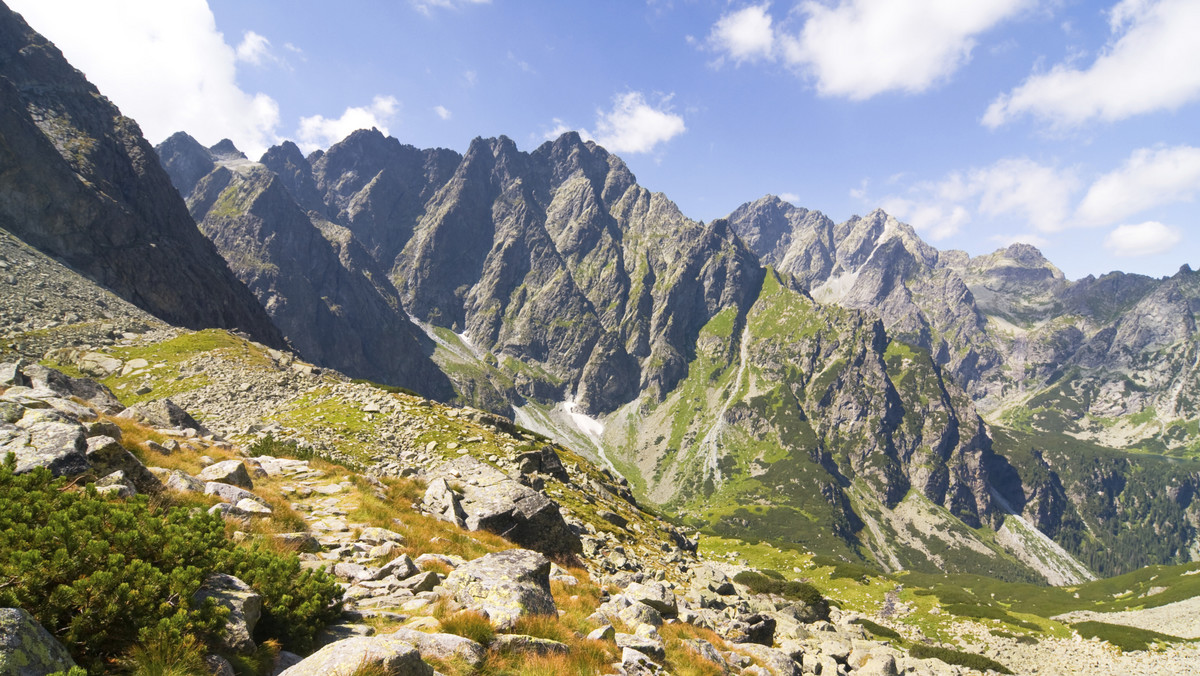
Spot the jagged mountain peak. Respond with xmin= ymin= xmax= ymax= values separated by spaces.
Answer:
xmin=156 ymin=131 xmax=215 ymax=197
xmin=208 ymin=138 xmax=246 ymax=161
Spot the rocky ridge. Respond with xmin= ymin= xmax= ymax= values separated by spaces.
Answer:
xmin=0 ymin=3 xmax=283 ymax=348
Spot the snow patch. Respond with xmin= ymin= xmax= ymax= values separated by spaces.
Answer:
xmin=563 ymin=397 xmax=605 ymax=438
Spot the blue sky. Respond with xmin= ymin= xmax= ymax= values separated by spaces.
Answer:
xmin=9 ymin=0 xmax=1199 ymax=280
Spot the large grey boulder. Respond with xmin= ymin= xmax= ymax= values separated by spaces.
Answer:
xmin=424 ymin=456 xmax=580 ymax=555
xmin=198 ymin=460 xmax=254 ymax=489
xmin=85 ymin=435 xmax=162 ymax=494
xmin=116 ymin=398 xmax=206 ymax=433
xmin=387 ymin=627 xmax=485 ymax=667
xmin=19 ymin=364 xmax=123 ymax=414
xmin=2 ymin=410 xmax=88 ymax=477
xmin=0 ymin=607 xmax=78 ymax=675
xmin=441 ymin=549 xmax=557 ymax=630
xmin=193 ymin=574 xmax=261 ymax=654
xmin=729 ymin=642 xmax=801 ymax=676
xmin=277 ymin=636 xmax=431 ymax=676
xmin=76 ymin=352 xmax=122 ymax=378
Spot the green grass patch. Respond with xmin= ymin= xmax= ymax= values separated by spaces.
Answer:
xmin=1072 ymin=621 xmax=1192 ymax=652
xmin=908 ymin=644 xmax=1012 ymax=674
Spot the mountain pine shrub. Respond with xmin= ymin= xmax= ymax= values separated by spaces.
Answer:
xmin=0 ymin=454 xmax=340 ymax=672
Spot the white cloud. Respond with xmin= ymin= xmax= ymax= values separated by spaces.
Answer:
xmin=1076 ymin=145 xmax=1200 ymax=225
xmin=989 ymin=232 xmax=1051 ymax=248
xmin=984 ymin=0 xmax=1200 ymax=127
xmin=296 ymin=96 xmax=400 ymax=153
xmin=1104 ymin=221 xmax=1183 ymax=256
xmin=412 ymin=0 xmax=490 ymax=16
xmin=780 ymin=192 xmax=801 ymax=204
xmin=593 ymin=92 xmax=686 ymax=154
xmin=878 ymin=158 xmax=1079 ymax=240
xmin=706 ymin=0 xmax=1032 ymax=99
xmin=7 ymin=0 xmax=280 ymax=157
xmin=235 ymin=31 xmax=272 ymax=66
xmin=543 ymin=119 xmax=589 ymax=142
xmin=433 ymin=105 xmax=452 ymax=120
xmin=708 ymin=4 xmax=776 ymax=65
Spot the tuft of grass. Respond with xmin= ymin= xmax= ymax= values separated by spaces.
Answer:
xmin=507 ymin=614 xmax=572 ymax=644
xmin=435 ymin=610 xmax=494 ymax=646
xmin=121 ymin=627 xmax=209 ymax=676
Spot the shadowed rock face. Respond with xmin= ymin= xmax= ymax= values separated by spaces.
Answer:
xmin=156 ymin=134 xmax=453 ymax=400
xmin=0 ymin=4 xmax=283 ymax=349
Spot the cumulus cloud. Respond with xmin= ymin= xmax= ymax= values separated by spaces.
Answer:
xmin=594 ymin=92 xmax=686 ymax=154
xmin=433 ymin=105 xmax=452 ymax=120
xmin=984 ymin=0 xmax=1200 ymax=127
xmin=1076 ymin=145 xmax=1200 ymax=225
xmin=879 ymin=158 xmax=1079 ymax=240
xmin=1104 ymin=222 xmax=1183 ymax=256
xmin=296 ymin=96 xmax=400 ymax=153
xmin=708 ymin=4 xmax=776 ymax=65
xmin=706 ymin=0 xmax=1032 ymax=99
xmin=7 ymin=0 xmax=280 ymax=157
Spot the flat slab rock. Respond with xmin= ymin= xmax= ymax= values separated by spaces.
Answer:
xmin=277 ymin=635 xmax=432 ymax=676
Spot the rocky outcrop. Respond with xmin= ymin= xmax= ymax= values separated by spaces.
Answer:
xmin=193 ymin=574 xmax=262 ymax=655
xmin=0 ymin=5 xmax=283 ymax=348
xmin=420 ymin=455 xmax=581 ymax=555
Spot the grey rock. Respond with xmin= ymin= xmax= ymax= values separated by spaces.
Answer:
xmin=193 ymin=573 xmax=262 ymax=654
xmin=387 ymin=627 xmax=485 ymax=667
xmin=397 ymin=571 xmax=441 ymax=593
xmin=374 ymin=554 xmax=419 ymax=581
xmin=6 ymin=418 xmax=88 ymax=477
xmin=0 ymin=607 xmax=77 ymax=675
xmin=730 ymin=643 xmax=800 ymax=676
xmin=204 ymin=481 xmax=268 ymax=507
xmin=429 ymin=457 xmax=580 ymax=556
xmin=76 ymin=352 xmax=122 ymax=378
xmin=586 ymin=624 xmax=615 ymax=642
xmin=625 ymin=581 xmax=677 ymax=617
xmin=441 ymin=549 xmax=557 ymax=630
xmin=165 ymin=470 xmax=205 ymax=493
xmin=116 ymin=399 xmax=205 ymax=433
xmin=198 ymin=460 xmax=254 ymax=489
xmin=616 ymin=627 xmax=665 ymax=661
xmin=491 ymin=633 xmax=570 ymax=656
xmin=683 ymin=638 xmax=728 ymax=672
xmin=277 ymin=635 xmax=431 ymax=676
xmin=85 ymin=435 xmax=162 ymax=494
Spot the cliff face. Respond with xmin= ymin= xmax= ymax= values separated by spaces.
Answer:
xmin=0 ymin=4 xmax=283 ymax=348
xmin=155 ymin=134 xmax=452 ymax=400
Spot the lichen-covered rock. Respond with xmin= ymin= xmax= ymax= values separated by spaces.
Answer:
xmin=76 ymin=352 xmax=122 ymax=378
xmin=116 ymin=398 xmax=205 ymax=433
xmin=625 ymin=581 xmax=677 ymax=617
xmin=441 ymin=549 xmax=556 ymax=630
xmin=85 ymin=435 xmax=162 ymax=494
xmin=277 ymin=635 xmax=431 ymax=676
xmin=193 ymin=573 xmax=261 ymax=654
xmin=427 ymin=457 xmax=580 ymax=556
xmin=387 ymin=627 xmax=485 ymax=667
xmin=729 ymin=642 xmax=801 ymax=676
xmin=0 ymin=607 xmax=77 ymax=675
xmin=490 ymin=633 xmax=569 ymax=657
xmin=198 ymin=460 xmax=254 ymax=489
xmin=3 ymin=413 xmax=88 ymax=477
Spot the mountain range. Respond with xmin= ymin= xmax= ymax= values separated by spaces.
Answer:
xmin=3 ymin=0 xmax=1198 ymax=589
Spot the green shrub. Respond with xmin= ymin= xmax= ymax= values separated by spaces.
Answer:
xmin=990 ymin=629 xmax=1038 ymax=645
xmin=247 ymin=433 xmax=312 ymax=460
xmin=908 ymin=644 xmax=1012 ymax=674
xmin=1072 ymin=621 xmax=1189 ymax=652
xmin=851 ymin=618 xmax=901 ymax=640
xmin=0 ymin=455 xmax=341 ymax=672
xmin=943 ymin=603 xmax=1040 ymax=631
xmin=732 ymin=570 xmax=830 ymax=616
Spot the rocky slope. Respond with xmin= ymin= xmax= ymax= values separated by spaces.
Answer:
xmin=154 ymin=132 xmax=452 ymax=400
xmin=0 ymin=3 xmax=283 ymax=348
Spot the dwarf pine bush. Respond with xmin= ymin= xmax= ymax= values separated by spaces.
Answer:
xmin=0 ymin=454 xmax=340 ymax=672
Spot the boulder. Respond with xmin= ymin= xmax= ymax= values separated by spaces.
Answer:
xmin=0 ymin=607 xmax=78 ymax=675
xmin=625 ymin=581 xmax=677 ymax=617
xmin=490 ymin=633 xmax=570 ymax=656
xmin=77 ymin=352 xmax=122 ymax=378
xmin=193 ymin=574 xmax=261 ymax=654
xmin=388 ymin=627 xmax=485 ymax=667
xmin=165 ymin=470 xmax=205 ymax=493
xmin=20 ymin=364 xmax=123 ymax=414
xmin=116 ymin=398 xmax=206 ymax=433
xmin=4 ymin=415 xmax=89 ymax=477
xmin=683 ymin=638 xmax=728 ymax=671
xmin=616 ymin=626 xmax=665 ymax=661
xmin=421 ymin=477 xmax=466 ymax=528
xmin=374 ymin=554 xmax=419 ymax=581
xmin=95 ymin=470 xmax=136 ymax=498
xmin=198 ymin=460 xmax=254 ymax=489
xmin=85 ymin=435 xmax=161 ymax=494
xmin=726 ymin=613 xmax=776 ymax=646
xmin=427 ymin=457 xmax=580 ymax=555
xmin=277 ymin=636 xmax=431 ymax=676
xmin=441 ymin=549 xmax=557 ymax=630
xmin=730 ymin=643 xmax=801 ymax=676
xmin=0 ymin=362 xmax=29 ymax=388
xmin=204 ymin=481 xmax=268 ymax=507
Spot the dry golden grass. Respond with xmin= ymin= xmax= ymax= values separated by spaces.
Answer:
xmin=660 ymin=622 xmax=734 ymax=676
xmin=435 ymin=609 xmax=494 ymax=646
